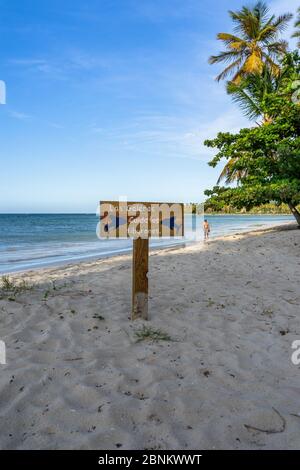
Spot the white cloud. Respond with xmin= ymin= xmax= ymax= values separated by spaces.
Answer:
xmin=89 ymin=109 xmax=249 ymax=162
xmin=8 ymin=110 xmax=32 ymax=121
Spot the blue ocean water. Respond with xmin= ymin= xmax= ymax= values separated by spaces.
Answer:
xmin=0 ymin=213 xmax=294 ymax=274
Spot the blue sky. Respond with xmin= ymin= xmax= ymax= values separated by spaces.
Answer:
xmin=0 ymin=0 xmax=298 ymax=212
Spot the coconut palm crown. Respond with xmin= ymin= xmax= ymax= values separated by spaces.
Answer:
xmin=209 ymin=1 xmax=292 ymax=83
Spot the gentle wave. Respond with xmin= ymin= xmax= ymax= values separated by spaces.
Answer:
xmin=0 ymin=213 xmax=294 ymax=273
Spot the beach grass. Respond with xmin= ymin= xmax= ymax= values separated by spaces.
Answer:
xmin=134 ymin=324 xmax=172 ymax=342
xmin=0 ymin=275 xmax=33 ymax=296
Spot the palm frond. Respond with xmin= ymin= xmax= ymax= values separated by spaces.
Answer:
xmin=294 ymin=7 xmax=300 ymax=28
xmin=254 ymin=1 xmax=270 ymax=24
xmin=217 ymin=33 xmax=244 ymax=42
xmin=217 ymin=157 xmax=247 ymax=184
xmin=209 ymin=50 xmax=242 ymax=65
xmin=266 ymin=40 xmax=288 ymax=55
xmin=262 ymin=53 xmax=281 ymax=76
xmin=272 ymin=13 xmax=293 ymax=33
xmin=226 ymin=65 xmax=280 ymax=121
xmin=227 ymin=81 xmax=262 ymax=120
xmin=215 ymin=58 xmax=243 ymax=82
xmin=216 ymin=33 xmax=247 ymax=50
xmin=258 ymin=25 xmax=279 ymax=42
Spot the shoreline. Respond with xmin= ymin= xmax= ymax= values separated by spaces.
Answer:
xmin=0 ymin=241 xmax=187 ymax=276
xmin=2 ymin=220 xmax=296 ymax=278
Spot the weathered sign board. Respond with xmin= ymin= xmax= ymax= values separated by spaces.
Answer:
xmin=99 ymin=201 xmax=184 ymax=320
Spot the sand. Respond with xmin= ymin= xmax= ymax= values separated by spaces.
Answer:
xmin=0 ymin=224 xmax=299 ymax=450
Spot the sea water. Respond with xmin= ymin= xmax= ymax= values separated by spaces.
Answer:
xmin=0 ymin=213 xmax=293 ymax=273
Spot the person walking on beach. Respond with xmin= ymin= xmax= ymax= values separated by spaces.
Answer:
xmin=203 ymin=219 xmax=210 ymax=240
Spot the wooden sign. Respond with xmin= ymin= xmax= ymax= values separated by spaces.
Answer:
xmin=99 ymin=201 xmax=184 ymax=320
xmin=100 ymin=201 xmax=184 ymax=239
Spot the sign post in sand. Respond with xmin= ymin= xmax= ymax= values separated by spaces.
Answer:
xmin=99 ymin=201 xmax=184 ymax=320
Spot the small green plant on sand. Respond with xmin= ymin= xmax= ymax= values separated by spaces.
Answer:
xmin=43 ymin=290 xmax=50 ymax=300
xmin=134 ymin=325 xmax=172 ymax=342
xmin=17 ymin=280 xmax=33 ymax=293
xmin=0 ymin=276 xmax=33 ymax=295
xmin=1 ymin=276 xmax=15 ymax=291
xmin=51 ymin=280 xmax=67 ymax=291
xmin=42 ymin=281 xmax=67 ymax=301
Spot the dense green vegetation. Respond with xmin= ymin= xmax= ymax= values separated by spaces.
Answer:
xmin=204 ymin=203 xmax=293 ymax=215
xmin=205 ymin=2 xmax=300 ymax=225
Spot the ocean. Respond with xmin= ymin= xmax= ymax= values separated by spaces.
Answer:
xmin=0 ymin=213 xmax=294 ymax=274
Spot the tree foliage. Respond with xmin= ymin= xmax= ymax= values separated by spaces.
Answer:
xmin=204 ymin=52 xmax=300 ymax=225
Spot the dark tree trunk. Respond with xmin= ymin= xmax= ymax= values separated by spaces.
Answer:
xmin=288 ymin=202 xmax=300 ymax=227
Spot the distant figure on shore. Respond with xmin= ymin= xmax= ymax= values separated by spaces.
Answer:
xmin=203 ymin=219 xmax=210 ymax=240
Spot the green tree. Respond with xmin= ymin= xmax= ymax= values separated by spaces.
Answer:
xmin=204 ymin=53 xmax=300 ymax=225
xmin=209 ymin=1 xmax=292 ymax=83
xmin=217 ymin=69 xmax=279 ymax=184
xmin=217 ymin=52 xmax=300 ymax=184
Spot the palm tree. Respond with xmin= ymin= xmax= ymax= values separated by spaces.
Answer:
xmin=292 ymin=7 xmax=300 ymax=48
xmin=217 ymin=156 xmax=248 ymax=184
xmin=226 ymin=67 xmax=280 ymax=123
xmin=209 ymin=1 xmax=292 ymax=83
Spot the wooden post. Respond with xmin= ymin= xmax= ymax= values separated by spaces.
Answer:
xmin=132 ymin=238 xmax=149 ymax=320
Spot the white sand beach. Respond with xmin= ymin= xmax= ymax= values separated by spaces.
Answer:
xmin=0 ymin=224 xmax=299 ymax=450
